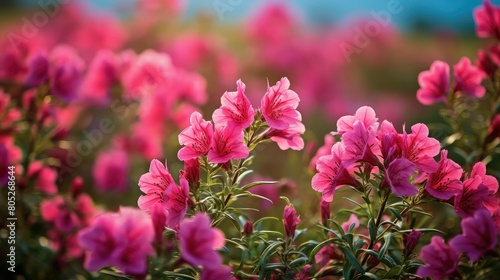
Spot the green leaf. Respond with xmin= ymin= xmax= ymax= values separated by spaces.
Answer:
xmin=309 ymin=238 xmax=338 ymax=260
xmin=288 ymin=256 xmax=309 ymax=268
xmin=340 ymin=246 xmax=364 ymax=274
xmin=378 ymin=233 xmax=392 ymax=259
xmin=388 ymin=207 xmax=402 ymax=221
xmin=398 ymin=228 xmax=444 ymax=234
xmin=162 ymin=271 xmax=196 ymax=280
xmin=258 ymin=241 xmax=285 ymax=277
xmin=368 ymin=218 xmax=377 ymax=242
xmin=240 ymin=180 xmax=278 ymax=191
xmin=408 ymin=209 xmax=433 ymax=218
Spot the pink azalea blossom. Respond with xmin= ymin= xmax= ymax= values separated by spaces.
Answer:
xmin=49 ymin=45 xmax=85 ymax=103
xmin=474 ymin=0 xmax=500 ymax=39
xmin=180 ymin=158 xmax=200 ymax=190
xmin=179 ymin=213 xmax=225 ymax=269
xmin=28 ymin=161 xmax=58 ymax=195
xmin=382 ymin=158 xmax=419 ymax=197
xmin=25 ymin=52 xmax=49 ymax=87
xmin=402 ymin=123 xmax=440 ymax=173
xmin=315 ymin=242 xmax=342 ymax=266
xmin=178 ymin=112 xmax=213 ymax=161
xmin=150 ymin=203 xmax=168 ymax=245
xmin=335 ymin=106 xmax=379 ymax=136
xmin=425 ymin=150 xmax=463 ymax=200
xmin=341 ymin=214 xmax=360 ymax=233
xmin=92 ymin=149 xmax=129 ymax=192
xmin=470 ymin=161 xmax=499 ymax=212
xmin=78 ymin=207 xmax=155 ymax=276
xmin=208 ymin=125 xmax=249 ymax=164
xmin=453 ymin=57 xmax=487 ymax=98
xmin=309 ymin=134 xmax=335 ymax=172
xmin=213 ymin=79 xmax=255 ymax=130
xmin=267 ymin=122 xmax=305 ymax=151
xmin=283 ymin=204 xmax=300 ymax=239
xmin=311 ymin=143 xmax=358 ymax=202
xmin=164 ymin=177 xmax=189 ymax=229
xmin=476 ymin=49 xmax=498 ymax=78
xmin=454 ymin=176 xmax=489 ymax=218
xmin=416 ymin=60 xmax=450 ymax=105
xmin=138 ymin=159 xmax=176 ymax=211
xmin=341 ymin=121 xmax=381 ymax=166
xmin=450 ymin=210 xmax=498 ymax=262
xmin=261 ymin=77 xmax=301 ymax=130
xmin=79 ymin=50 xmax=118 ymax=106
xmin=41 ymin=196 xmax=80 ymax=233
xmin=417 ymin=236 xmax=459 ymax=280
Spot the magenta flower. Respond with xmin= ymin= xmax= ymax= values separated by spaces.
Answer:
xmin=79 ymin=50 xmax=118 ymax=106
xmin=453 ymin=57 xmax=487 ymax=98
xmin=150 ymin=203 xmax=167 ymax=245
xmin=25 ymin=52 xmax=49 ymax=87
xmin=450 ymin=210 xmax=498 ymax=262
xmin=454 ymin=176 xmax=489 ymax=218
xmin=283 ymin=204 xmax=300 ymax=239
xmin=471 ymin=161 xmax=499 ymax=212
xmin=425 ymin=150 xmax=463 ymax=200
xmin=78 ymin=207 xmax=155 ymax=276
xmin=213 ymin=79 xmax=255 ymax=130
xmin=382 ymin=158 xmax=419 ymax=197
xmin=341 ymin=121 xmax=381 ymax=166
xmin=474 ymin=0 xmax=500 ymax=39
xmin=179 ymin=213 xmax=225 ymax=269
xmin=178 ymin=112 xmax=213 ymax=161
xmin=476 ymin=49 xmax=498 ymax=78
xmin=417 ymin=236 xmax=459 ymax=280
xmin=208 ymin=125 xmax=249 ymax=164
xmin=164 ymin=177 xmax=189 ymax=229
xmin=92 ymin=149 xmax=130 ymax=192
xmin=312 ymin=143 xmax=358 ymax=202
xmin=138 ymin=159 xmax=176 ymax=211
xmin=49 ymin=46 xmax=85 ymax=103
xmin=28 ymin=161 xmax=58 ymax=195
xmin=335 ymin=106 xmax=379 ymax=135
xmin=41 ymin=196 xmax=80 ymax=233
xmin=402 ymin=123 xmax=440 ymax=173
xmin=267 ymin=122 xmax=305 ymax=151
xmin=261 ymin=77 xmax=301 ymax=130
xmin=309 ymin=134 xmax=335 ymax=171
xmin=180 ymin=158 xmax=201 ymax=190
xmin=201 ymin=266 xmax=234 ymax=280
xmin=403 ymin=229 xmax=423 ymax=257
xmin=416 ymin=60 xmax=450 ymax=105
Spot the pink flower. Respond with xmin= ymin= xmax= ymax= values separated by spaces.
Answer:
xmin=25 ymin=52 xmax=49 ymax=87
xmin=311 ymin=143 xmax=358 ymax=202
xmin=450 ymin=210 xmax=498 ymax=262
xmin=267 ymin=122 xmax=305 ymax=151
xmin=49 ymin=46 xmax=85 ymax=103
xmin=320 ymin=199 xmax=331 ymax=224
xmin=425 ymin=150 xmax=463 ymax=200
xmin=382 ymin=158 xmax=419 ymax=197
xmin=416 ymin=60 xmax=450 ymax=105
xmin=178 ymin=112 xmax=213 ymax=161
xmin=92 ymin=149 xmax=129 ymax=192
xmin=41 ymin=196 xmax=80 ymax=233
xmin=486 ymin=114 xmax=500 ymax=143
xmin=283 ymin=204 xmax=300 ymax=239
xmin=476 ymin=49 xmax=498 ymax=78
xmin=208 ymin=125 xmax=249 ymax=164
xmin=179 ymin=213 xmax=225 ymax=269
xmin=474 ymin=0 xmax=500 ymax=39
xmin=402 ymin=123 xmax=440 ymax=173
xmin=164 ymin=177 xmax=189 ymax=229
xmin=78 ymin=207 xmax=155 ymax=275
xmin=315 ymin=243 xmax=342 ymax=266
xmin=150 ymin=203 xmax=168 ymax=245
xmin=180 ymin=158 xmax=201 ymax=191
xmin=79 ymin=50 xmax=118 ymax=106
xmin=309 ymin=134 xmax=335 ymax=171
xmin=453 ymin=57 xmax=487 ymax=98
xmin=138 ymin=159 xmax=176 ymax=211
xmin=341 ymin=214 xmax=360 ymax=233
xmin=341 ymin=121 xmax=381 ymax=166
xmin=201 ymin=266 xmax=234 ymax=280
xmin=213 ymin=79 xmax=255 ymax=130
xmin=261 ymin=77 xmax=301 ymax=130
xmin=335 ymin=106 xmax=379 ymax=135
xmin=403 ymin=229 xmax=423 ymax=257
xmin=28 ymin=161 xmax=58 ymax=195
xmin=471 ymin=162 xmax=499 ymax=194
xmin=454 ymin=176 xmax=489 ymax=218
xmin=417 ymin=236 xmax=459 ymax=280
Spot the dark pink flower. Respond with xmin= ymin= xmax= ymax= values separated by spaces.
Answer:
xmin=283 ymin=204 xmax=300 ymax=239
xmin=309 ymin=134 xmax=335 ymax=172
xmin=474 ymin=0 xmax=500 ymax=39
xmin=267 ymin=122 xmax=305 ymax=151
xmin=486 ymin=114 xmax=500 ymax=143
xmin=242 ymin=221 xmax=253 ymax=236
xmin=208 ymin=125 xmax=249 ymax=164
xmin=315 ymin=243 xmax=342 ymax=266
xmin=312 ymin=143 xmax=358 ymax=202
xmin=335 ymin=106 xmax=379 ymax=135
xmin=49 ymin=46 xmax=85 ymax=103
xmin=213 ymin=79 xmax=255 ymax=130
xmin=341 ymin=121 xmax=381 ymax=166
xmin=453 ymin=57 xmax=487 ymax=98
xmin=402 ymin=123 xmax=440 ymax=173
xmin=138 ymin=159 xmax=176 ymax=211
xmin=78 ymin=207 xmax=155 ymax=275
xmin=320 ymin=199 xmax=331 ymax=224
xmin=450 ymin=210 xmax=498 ymax=262
xmin=425 ymin=150 xmax=463 ymax=200
xmin=41 ymin=196 xmax=80 ymax=233
xmin=261 ymin=77 xmax=301 ymax=130
xmin=25 ymin=52 xmax=49 ymax=87
xmin=471 ymin=162 xmax=499 ymax=212
xmin=201 ymin=266 xmax=234 ymax=280
xmin=79 ymin=50 xmax=118 ymax=106
xmin=382 ymin=158 xmax=419 ymax=197
xmin=180 ymin=158 xmax=200 ymax=191
xmin=179 ymin=213 xmax=225 ymax=269
xmin=164 ymin=177 xmax=189 ymax=229
xmin=417 ymin=236 xmax=459 ymax=280
xmin=403 ymin=229 xmax=423 ymax=257
xmin=476 ymin=49 xmax=498 ymax=78
xmin=178 ymin=112 xmax=213 ymax=161
xmin=150 ymin=203 xmax=168 ymax=245
xmin=454 ymin=176 xmax=489 ymax=218
xmin=92 ymin=149 xmax=129 ymax=192
xmin=28 ymin=161 xmax=58 ymax=195
xmin=416 ymin=60 xmax=450 ymax=105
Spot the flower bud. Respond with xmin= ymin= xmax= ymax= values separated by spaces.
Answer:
xmin=403 ymin=229 xmax=424 ymax=257
xmin=320 ymin=199 xmax=330 ymax=225
xmin=283 ymin=204 xmax=300 ymax=240
xmin=242 ymin=221 xmax=253 ymax=236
